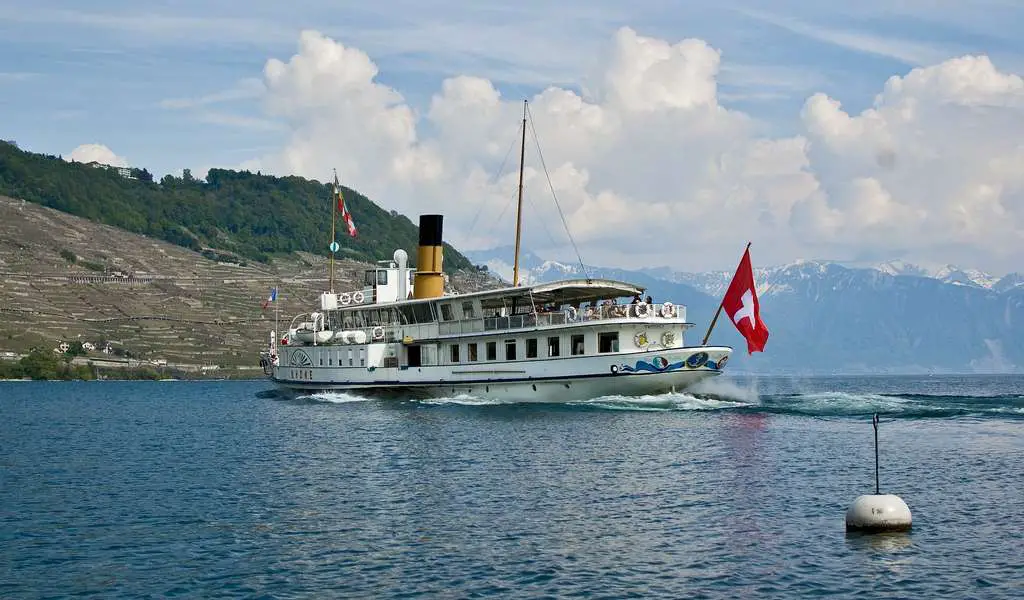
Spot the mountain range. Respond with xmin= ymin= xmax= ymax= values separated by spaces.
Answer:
xmin=465 ymin=247 xmax=1024 ymax=374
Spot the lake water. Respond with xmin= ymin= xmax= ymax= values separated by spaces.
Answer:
xmin=1 ymin=376 xmax=1022 ymax=598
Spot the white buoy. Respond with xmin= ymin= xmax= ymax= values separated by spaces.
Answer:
xmin=845 ymin=413 xmax=912 ymax=533
xmin=846 ymin=494 xmax=912 ymax=532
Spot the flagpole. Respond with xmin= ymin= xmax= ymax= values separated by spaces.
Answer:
xmin=330 ymin=170 xmax=339 ymax=293
xmin=701 ymin=242 xmax=752 ymax=346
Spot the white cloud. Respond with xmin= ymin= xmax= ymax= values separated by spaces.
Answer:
xmin=67 ymin=143 xmax=128 ymax=167
xmin=243 ymin=28 xmax=1024 ymax=275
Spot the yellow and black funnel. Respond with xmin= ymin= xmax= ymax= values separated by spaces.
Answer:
xmin=413 ymin=214 xmax=444 ymax=299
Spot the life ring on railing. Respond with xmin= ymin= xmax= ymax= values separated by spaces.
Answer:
xmin=661 ymin=302 xmax=674 ymax=318
xmin=566 ymin=306 xmax=578 ymax=322
xmin=352 ymin=291 xmax=365 ymax=304
xmin=339 ymin=292 xmax=351 ymax=305
xmin=372 ymin=326 xmax=385 ymax=341
xmin=634 ymin=302 xmax=650 ymax=318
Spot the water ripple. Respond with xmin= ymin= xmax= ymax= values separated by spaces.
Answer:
xmin=1 ymin=378 xmax=1022 ymax=598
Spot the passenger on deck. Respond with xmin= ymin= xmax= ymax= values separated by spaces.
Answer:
xmin=631 ymin=293 xmax=641 ymax=304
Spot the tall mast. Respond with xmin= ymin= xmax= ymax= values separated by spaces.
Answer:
xmin=329 ymin=169 xmax=339 ymax=293
xmin=512 ymin=99 xmax=527 ymax=287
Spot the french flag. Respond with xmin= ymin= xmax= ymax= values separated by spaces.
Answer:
xmin=262 ymin=287 xmax=277 ymax=310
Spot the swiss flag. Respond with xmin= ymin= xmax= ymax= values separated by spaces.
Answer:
xmin=722 ymin=246 xmax=769 ymax=354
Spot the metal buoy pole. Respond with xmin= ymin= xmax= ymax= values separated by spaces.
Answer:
xmin=873 ymin=412 xmax=880 ymax=495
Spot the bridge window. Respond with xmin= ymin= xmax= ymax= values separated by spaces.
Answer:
xmin=364 ymin=270 xmax=375 ymax=286
xmin=468 ymin=343 xmax=478 ymax=362
xmin=377 ymin=270 xmax=388 ymax=285
xmin=486 ymin=341 xmax=496 ymax=361
xmin=450 ymin=344 xmax=460 ymax=363
xmin=571 ymin=334 xmax=585 ymax=356
xmin=462 ymin=301 xmax=475 ymax=318
xmin=440 ymin=304 xmax=454 ymax=321
xmin=598 ymin=332 xmax=619 ymax=353
xmin=526 ymin=338 xmax=538 ymax=359
xmin=505 ymin=340 xmax=517 ymax=361
xmin=547 ymin=336 xmax=560 ymax=357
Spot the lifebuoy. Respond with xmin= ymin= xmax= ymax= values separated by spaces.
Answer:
xmin=661 ymin=302 xmax=674 ymax=318
xmin=566 ymin=306 xmax=578 ymax=322
xmin=372 ymin=326 xmax=385 ymax=340
xmin=634 ymin=302 xmax=650 ymax=318
xmin=339 ymin=292 xmax=351 ymax=305
xmin=352 ymin=291 xmax=365 ymax=304
xmin=661 ymin=331 xmax=676 ymax=347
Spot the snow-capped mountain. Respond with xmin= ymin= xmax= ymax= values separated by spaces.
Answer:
xmin=461 ymin=247 xmax=1024 ymax=373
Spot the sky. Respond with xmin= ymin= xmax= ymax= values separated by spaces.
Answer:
xmin=2 ymin=0 xmax=1023 ymax=274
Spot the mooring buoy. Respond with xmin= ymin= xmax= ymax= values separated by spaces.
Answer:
xmin=845 ymin=413 xmax=912 ymax=532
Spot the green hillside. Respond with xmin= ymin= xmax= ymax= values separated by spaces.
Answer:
xmin=0 ymin=140 xmax=473 ymax=270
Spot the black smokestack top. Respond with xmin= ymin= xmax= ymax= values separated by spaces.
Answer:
xmin=418 ymin=215 xmax=443 ymax=247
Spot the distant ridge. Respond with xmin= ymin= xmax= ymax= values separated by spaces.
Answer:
xmin=0 ymin=140 xmax=473 ymax=269
xmin=0 ymin=195 xmax=495 ymax=366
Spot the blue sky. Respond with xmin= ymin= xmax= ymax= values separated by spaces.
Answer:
xmin=3 ymin=0 xmax=1018 ymax=177
xmin=2 ymin=1 xmax=1023 ymax=273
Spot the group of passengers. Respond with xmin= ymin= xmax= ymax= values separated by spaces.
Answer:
xmin=534 ymin=293 xmax=656 ymax=319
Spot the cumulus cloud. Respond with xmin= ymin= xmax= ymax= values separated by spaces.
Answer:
xmin=68 ymin=143 xmax=128 ymax=167
xmin=245 ymin=28 xmax=1024 ymax=274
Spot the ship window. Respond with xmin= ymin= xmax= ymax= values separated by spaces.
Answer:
xmin=548 ymin=336 xmax=560 ymax=357
xmin=505 ymin=340 xmax=516 ymax=360
xmin=412 ymin=303 xmax=434 ymax=324
xmin=598 ymin=332 xmax=619 ymax=353
xmin=440 ymin=304 xmax=454 ymax=321
xmin=450 ymin=344 xmax=460 ymax=363
xmin=526 ymin=338 xmax=538 ymax=359
xmin=462 ymin=301 xmax=475 ymax=318
xmin=319 ymin=356 xmax=323 ymax=366
xmin=399 ymin=307 xmax=415 ymax=324
xmin=571 ymin=334 xmax=585 ymax=356
xmin=486 ymin=341 xmax=497 ymax=361
xmin=377 ymin=270 xmax=388 ymax=285
xmin=348 ymin=349 xmax=353 ymax=366
xmin=468 ymin=343 xmax=478 ymax=362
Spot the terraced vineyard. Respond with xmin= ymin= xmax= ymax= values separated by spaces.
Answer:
xmin=0 ymin=196 xmax=497 ymax=371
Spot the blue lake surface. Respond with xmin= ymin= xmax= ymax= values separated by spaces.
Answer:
xmin=1 ymin=375 xmax=1022 ymax=598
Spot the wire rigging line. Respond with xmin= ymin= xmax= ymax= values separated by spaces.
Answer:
xmin=522 ymin=186 xmax=561 ymax=252
xmin=524 ymin=104 xmax=591 ymax=281
xmin=466 ymin=121 xmax=523 ymax=238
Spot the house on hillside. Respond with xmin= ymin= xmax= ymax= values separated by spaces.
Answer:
xmin=84 ymin=161 xmax=136 ymax=180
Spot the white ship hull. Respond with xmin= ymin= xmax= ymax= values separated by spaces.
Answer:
xmin=274 ymin=368 xmax=722 ymax=403
xmin=270 ymin=344 xmax=731 ymax=403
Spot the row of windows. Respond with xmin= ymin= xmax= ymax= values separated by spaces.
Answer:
xmin=449 ymin=332 xmax=619 ymax=363
xmin=317 ymin=349 xmax=366 ymax=367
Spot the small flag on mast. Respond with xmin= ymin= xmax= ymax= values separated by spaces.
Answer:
xmin=334 ymin=176 xmax=357 ymax=238
xmin=261 ymin=287 xmax=277 ymax=310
